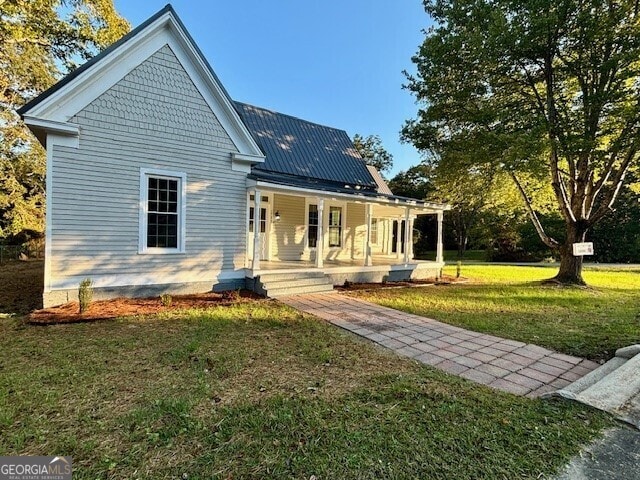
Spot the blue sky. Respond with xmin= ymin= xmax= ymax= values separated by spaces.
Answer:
xmin=113 ymin=1 xmax=432 ymax=176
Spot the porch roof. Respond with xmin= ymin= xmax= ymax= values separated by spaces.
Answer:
xmin=247 ymin=171 xmax=450 ymax=211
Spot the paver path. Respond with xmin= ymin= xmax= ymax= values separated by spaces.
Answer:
xmin=281 ymin=293 xmax=599 ymax=397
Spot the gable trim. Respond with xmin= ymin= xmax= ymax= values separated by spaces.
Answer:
xmin=19 ymin=5 xmax=265 ymax=160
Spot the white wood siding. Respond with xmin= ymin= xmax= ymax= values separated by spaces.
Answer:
xmin=344 ymin=203 xmax=365 ymax=259
xmin=49 ymin=45 xmax=247 ymax=289
xmin=270 ymin=194 xmax=306 ymax=261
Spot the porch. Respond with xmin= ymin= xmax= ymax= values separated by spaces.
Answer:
xmin=243 ymin=179 xmax=449 ymax=295
xmin=245 ymin=256 xmax=444 ymax=297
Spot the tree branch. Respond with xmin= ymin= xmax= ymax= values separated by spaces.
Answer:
xmin=509 ymin=171 xmax=560 ymax=249
xmin=588 ymin=146 xmax=638 ymax=225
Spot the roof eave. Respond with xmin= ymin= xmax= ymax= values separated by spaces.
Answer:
xmin=247 ymin=174 xmax=450 ymax=211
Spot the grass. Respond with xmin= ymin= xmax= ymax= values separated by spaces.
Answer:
xmin=420 ymin=249 xmax=487 ymax=262
xmin=351 ymin=265 xmax=640 ymax=360
xmin=0 ymin=302 xmax=611 ymax=479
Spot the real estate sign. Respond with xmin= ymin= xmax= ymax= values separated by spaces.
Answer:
xmin=572 ymin=242 xmax=594 ymax=256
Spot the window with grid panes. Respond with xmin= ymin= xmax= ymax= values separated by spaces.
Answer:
xmin=147 ymin=177 xmax=179 ymax=249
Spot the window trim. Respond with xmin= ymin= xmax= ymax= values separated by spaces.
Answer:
xmin=328 ymin=205 xmax=344 ymax=248
xmin=139 ymin=167 xmax=187 ymax=254
xmin=370 ymin=217 xmax=380 ymax=246
xmin=306 ymin=203 xmax=319 ymax=249
xmin=304 ymin=198 xmax=347 ymax=252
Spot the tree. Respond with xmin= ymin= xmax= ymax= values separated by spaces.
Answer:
xmin=0 ymin=0 xmax=129 ymax=241
xmin=403 ymin=0 xmax=640 ymax=284
xmin=352 ymin=134 xmax=393 ymax=174
xmin=432 ymin=165 xmax=498 ymax=259
xmin=590 ymin=174 xmax=640 ymax=263
xmin=388 ymin=163 xmax=433 ymax=199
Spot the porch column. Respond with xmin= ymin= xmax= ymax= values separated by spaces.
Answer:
xmin=395 ymin=215 xmax=402 ymax=259
xmin=364 ymin=203 xmax=373 ymax=266
xmin=316 ymin=197 xmax=324 ymax=268
xmin=436 ymin=210 xmax=444 ymax=264
xmin=252 ymin=190 xmax=262 ymax=271
xmin=403 ymin=207 xmax=411 ymax=263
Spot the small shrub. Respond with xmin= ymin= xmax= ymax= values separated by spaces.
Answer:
xmin=221 ymin=289 xmax=240 ymax=302
xmin=160 ymin=293 xmax=172 ymax=307
xmin=78 ymin=278 xmax=93 ymax=313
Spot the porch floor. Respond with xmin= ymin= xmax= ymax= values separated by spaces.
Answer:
xmin=251 ymin=256 xmax=441 ymax=274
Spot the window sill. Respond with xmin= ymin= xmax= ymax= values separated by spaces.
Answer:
xmin=138 ymin=249 xmax=186 ymax=255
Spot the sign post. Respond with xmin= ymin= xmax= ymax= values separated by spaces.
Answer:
xmin=572 ymin=242 xmax=594 ymax=256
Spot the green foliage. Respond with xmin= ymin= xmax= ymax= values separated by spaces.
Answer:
xmin=78 ymin=278 xmax=93 ymax=313
xmin=388 ymin=163 xmax=434 ymax=199
xmin=0 ymin=1 xmax=130 ymax=240
xmin=404 ymin=0 xmax=640 ymax=283
xmin=591 ymin=178 xmax=640 ymax=263
xmin=352 ymin=133 xmax=393 ymax=174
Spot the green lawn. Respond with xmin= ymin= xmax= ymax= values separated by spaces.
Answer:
xmin=0 ymin=302 xmax=610 ymax=479
xmin=420 ymin=249 xmax=487 ymax=262
xmin=351 ymin=265 xmax=640 ymax=360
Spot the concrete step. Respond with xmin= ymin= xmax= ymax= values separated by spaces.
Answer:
xmin=617 ymin=392 xmax=640 ymax=429
xmin=544 ymin=344 xmax=640 ymax=428
xmin=267 ymin=283 xmax=335 ymax=298
xmin=262 ymin=277 xmax=331 ymax=290
xmin=558 ymin=357 xmax=627 ymax=397
xmin=577 ymin=353 xmax=640 ymax=413
xmin=257 ymin=271 xmax=327 ymax=282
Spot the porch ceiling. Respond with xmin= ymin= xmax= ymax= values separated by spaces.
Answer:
xmin=246 ymin=175 xmax=450 ymax=212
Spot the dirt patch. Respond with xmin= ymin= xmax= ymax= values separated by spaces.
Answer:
xmin=29 ymin=290 xmax=265 ymax=325
xmin=0 ymin=260 xmax=44 ymax=315
xmin=335 ymin=274 xmax=468 ymax=292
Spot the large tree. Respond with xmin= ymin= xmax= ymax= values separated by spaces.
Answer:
xmin=352 ymin=133 xmax=394 ymax=174
xmin=403 ymin=0 xmax=640 ymax=284
xmin=0 ymin=0 xmax=129 ymax=241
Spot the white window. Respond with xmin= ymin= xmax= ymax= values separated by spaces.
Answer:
xmin=370 ymin=218 xmax=379 ymax=245
xmin=307 ymin=204 xmax=319 ymax=248
xmin=248 ymin=195 xmax=269 ymax=234
xmin=139 ymin=168 xmax=186 ymax=254
xmin=328 ymin=206 xmax=343 ymax=247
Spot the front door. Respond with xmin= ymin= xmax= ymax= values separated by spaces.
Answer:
xmin=248 ymin=195 xmax=270 ymax=260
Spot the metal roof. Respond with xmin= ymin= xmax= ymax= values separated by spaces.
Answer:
xmin=366 ymin=165 xmax=393 ymax=195
xmin=248 ymin=170 xmax=449 ymax=210
xmin=234 ymin=102 xmax=377 ymax=189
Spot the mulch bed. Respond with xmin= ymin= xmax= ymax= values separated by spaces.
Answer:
xmin=335 ymin=275 xmax=468 ymax=292
xmin=28 ymin=290 xmax=263 ymax=325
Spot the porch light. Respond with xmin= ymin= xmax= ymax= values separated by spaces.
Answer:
xmin=274 ymin=211 xmax=281 ymax=222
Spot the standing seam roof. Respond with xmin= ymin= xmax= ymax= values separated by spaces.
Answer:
xmin=234 ymin=102 xmax=377 ymax=188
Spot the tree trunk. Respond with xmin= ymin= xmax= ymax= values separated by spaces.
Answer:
xmin=553 ymin=222 xmax=588 ymax=285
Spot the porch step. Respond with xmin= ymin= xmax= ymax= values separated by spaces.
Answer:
xmin=543 ymin=344 xmax=640 ymax=428
xmin=268 ymin=283 xmax=335 ymax=298
xmin=252 ymin=271 xmax=335 ymax=298
xmin=256 ymin=271 xmax=327 ymax=282
xmin=261 ymin=277 xmax=331 ymax=290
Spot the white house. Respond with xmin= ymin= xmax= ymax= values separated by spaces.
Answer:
xmin=18 ymin=5 xmax=449 ymax=307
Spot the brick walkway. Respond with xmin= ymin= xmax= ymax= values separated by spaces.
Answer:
xmin=280 ymin=293 xmax=599 ymax=398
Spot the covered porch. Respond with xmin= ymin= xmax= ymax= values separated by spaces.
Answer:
xmin=244 ymin=177 xmax=449 ymax=284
